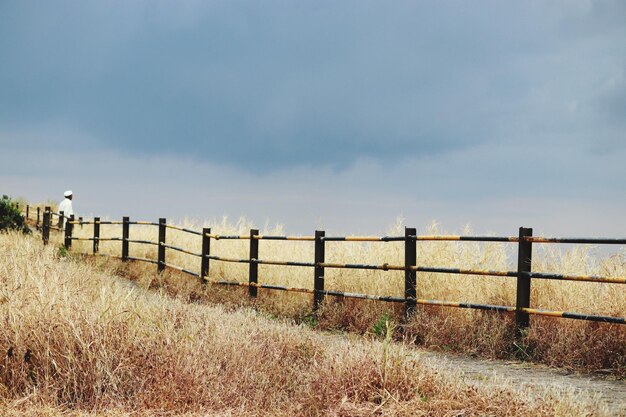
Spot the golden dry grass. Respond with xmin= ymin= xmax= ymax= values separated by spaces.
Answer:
xmin=65 ymin=217 xmax=626 ymax=309
xmin=38 ymin=214 xmax=626 ymax=374
xmin=61 ymin=214 xmax=626 ymax=370
xmin=2 ymin=231 xmax=614 ymax=416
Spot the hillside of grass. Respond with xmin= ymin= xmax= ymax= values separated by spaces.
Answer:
xmin=0 ymin=231 xmax=614 ymax=416
xmin=51 ymin=215 xmax=626 ymax=375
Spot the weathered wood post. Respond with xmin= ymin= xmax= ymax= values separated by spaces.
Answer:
xmin=42 ymin=207 xmax=51 ymax=245
xmin=122 ymin=217 xmax=130 ymax=261
xmin=515 ymin=227 xmax=533 ymax=336
xmin=158 ymin=218 xmax=166 ymax=272
xmin=36 ymin=207 xmax=41 ymax=229
xmin=64 ymin=215 xmax=74 ymax=250
xmin=93 ymin=217 xmax=100 ymax=254
xmin=201 ymin=227 xmax=211 ymax=284
xmin=249 ymin=229 xmax=259 ymax=298
xmin=313 ymin=230 xmax=325 ymax=311
xmin=58 ymin=211 xmax=65 ymax=229
xmin=26 ymin=205 xmax=29 ymax=219
xmin=405 ymin=227 xmax=417 ymax=317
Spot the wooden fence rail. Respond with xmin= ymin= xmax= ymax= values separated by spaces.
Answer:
xmin=20 ymin=204 xmax=626 ymax=337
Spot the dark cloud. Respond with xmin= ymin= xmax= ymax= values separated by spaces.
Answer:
xmin=1 ymin=1 xmax=625 ymax=172
xmin=0 ymin=2 xmax=537 ymax=167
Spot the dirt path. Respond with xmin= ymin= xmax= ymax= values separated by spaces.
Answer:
xmin=320 ymin=331 xmax=625 ymax=415
xmin=414 ymin=349 xmax=626 ymax=415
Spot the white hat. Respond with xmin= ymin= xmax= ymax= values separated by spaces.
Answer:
xmin=64 ymin=190 xmax=73 ymax=197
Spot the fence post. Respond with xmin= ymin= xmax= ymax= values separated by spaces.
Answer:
xmin=64 ymin=215 xmax=74 ymax=250
xmin=249 ymin=229 xmax=259 ymax=298
xmin=515 ymin=227 xmax=533 ymax=336
xmin=201 ymin=227 xmax=211 ymax=284
xmin=93 ymin=217 xmax=100 ymax=254
xmin=405 ymin=227 xmax=417 ymax=318
xmin=122 ymin=217 xmax=130 ymax=261
xmin=36 ymin=207 xmax=41 ymax=229
xmin=158 ymin=218 xmax=166 ymax=272
xmin=58 ymin=211 xmax=64 ymax=229
xmin=42 ymin=207 xmax=51 ymax=245
xmin=313 ymin=230 xmax=325 ymax=311
xmin=79 ymin=216 xmax=83 ymax=230
xmin=26 ymin=205 xmax=29 ymax=220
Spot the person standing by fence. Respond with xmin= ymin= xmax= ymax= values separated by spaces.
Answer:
xmin=58 ymin=190 xmax=74 ymax=218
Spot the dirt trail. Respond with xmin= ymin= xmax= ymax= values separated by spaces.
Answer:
xmin=321 ymin=331 xmax=625 ymax=415
xmin=415 ymin=349 xmax=626 ymax=415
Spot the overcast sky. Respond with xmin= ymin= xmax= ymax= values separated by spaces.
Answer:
xmin=1 ymin=1 xmax=625 ymax=236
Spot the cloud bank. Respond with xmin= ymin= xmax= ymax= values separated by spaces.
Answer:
xmin=1 ymin=1 xmax=625 ymax=236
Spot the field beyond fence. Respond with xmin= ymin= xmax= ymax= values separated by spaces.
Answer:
xmin=17 ymin=202 xmax=625 ymax=344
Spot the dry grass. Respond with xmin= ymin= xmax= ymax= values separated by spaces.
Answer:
xmin=2 ymin=231 xmax=612 ymax=416
xmin=42 ymin=215 xmax=626 ymax=375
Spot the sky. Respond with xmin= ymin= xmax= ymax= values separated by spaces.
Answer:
xmin=1 ymin=0 xmax=625 ymax=236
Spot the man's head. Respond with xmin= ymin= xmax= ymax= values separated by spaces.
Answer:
xmin=64 ymin=190 xmax=73 ymax=200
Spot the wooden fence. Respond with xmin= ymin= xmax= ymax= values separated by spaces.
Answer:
xmin=18 ymin=203 xmax=626 ymax=336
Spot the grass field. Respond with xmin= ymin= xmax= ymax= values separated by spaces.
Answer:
xmin=50 ymin=214 xmax=626 ymax=376
xmin=0 ymin=231 xmax=615 ymax=416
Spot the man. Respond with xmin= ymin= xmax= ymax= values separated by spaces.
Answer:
xmin=58 ymin=190 xmax=74 ymax=217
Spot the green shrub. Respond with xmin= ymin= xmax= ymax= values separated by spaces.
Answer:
xmin=372 ymin=312 xmax=393 ymax=338
xmin=0 ymin=195 xmax=31 ymax=234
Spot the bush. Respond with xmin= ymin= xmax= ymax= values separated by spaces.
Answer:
xmin=0 ymin=195 xmax=31 ymax=234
